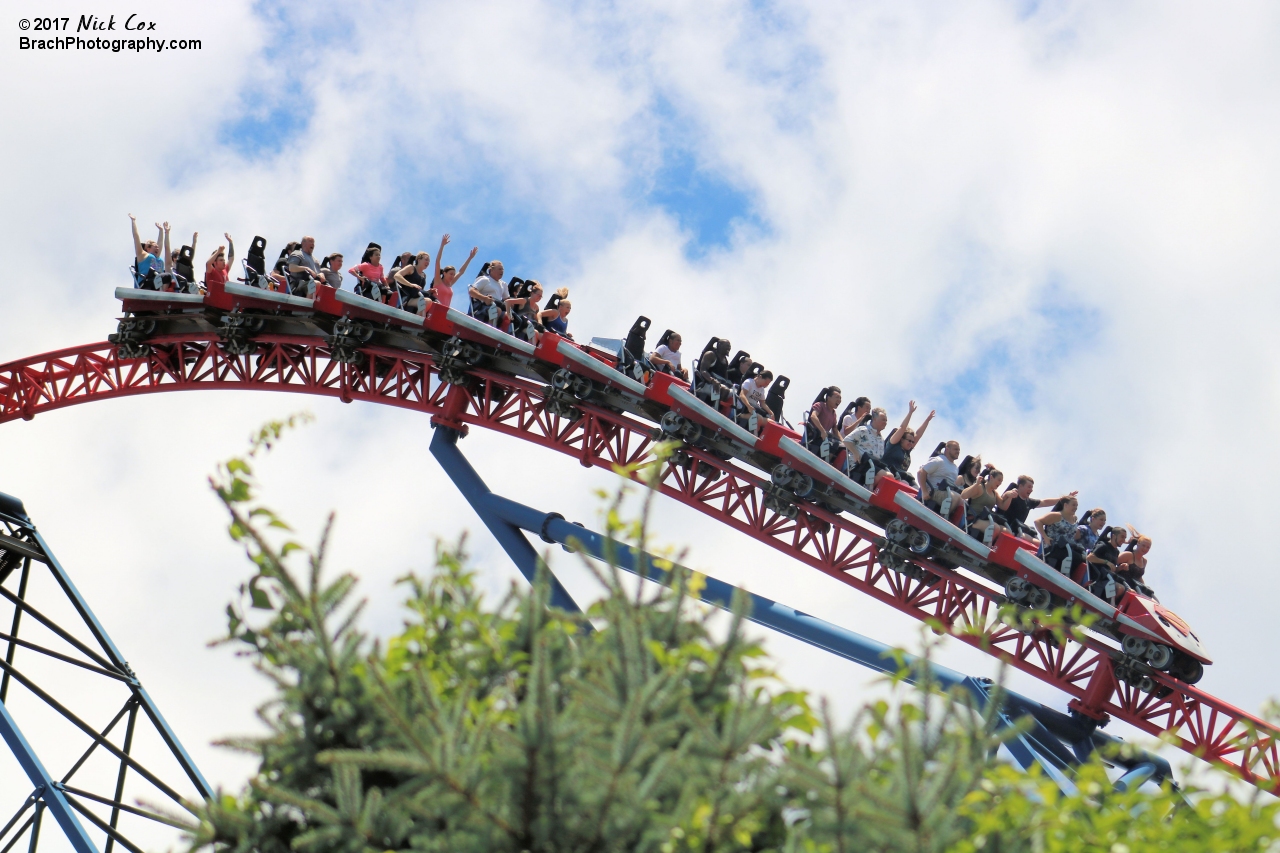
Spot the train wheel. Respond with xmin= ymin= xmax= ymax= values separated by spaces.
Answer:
xmin=1026 ymin=587 xmax=1051 ymax=611
xmin=1133 ymin=674 xmax=1156 ymax=693
xmin=1171 ymin=656 xmax=1204 ymax=685
xmin=1146 ymin=643 xmax=1174 ymax=671
xmin=1003 ymin=576 xmax=1030 ymax=603
xmin=770 ymin=464 xmax=794 ymax=490
xmin=791 ymin=473 xmax=814 ymax=498
xmin=884 ymin=518 xmax=910 ymax=542
xmin=659 ymin=411 xmax=684 ymax=436
xmin=907 ymin=530 xmax=931 ymax=555
xmin=1121 ymin=635 xmax=1149 ymax=659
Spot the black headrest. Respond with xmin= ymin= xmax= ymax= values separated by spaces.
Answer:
xmin=729 ymin=350 xmax=752 ymax=372
xmin=508 ymin=277 xmax=530 ymax=299
xmin=175 ymin=245 xmax=195 ymax=280
xmin=478 ymin=261 xmax=491 ymax=278
xmin=0 ymin=491 xmax=28 ymax=522
xmin=764 ymin=375 xmax=789 ymax=421
xmin=545 ymin=291 xmax=563 ymax=313
xmin=699 ymin=336 xmax=723 ymax=358
xmin=246 ymin=236 xmax=267 ymax=273
xmin=656 ymin=328 xmax=675 ymax=348
xmin=624 ymin=316 xmax=651 ymax=359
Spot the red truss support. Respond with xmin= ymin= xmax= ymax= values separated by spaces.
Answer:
xmin=1 ymin=334 xmax=1277 ymax=792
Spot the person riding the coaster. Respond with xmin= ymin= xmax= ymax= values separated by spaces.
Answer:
xmin=205 ymin=233 xmax=235 ymax=292
xmin=505 ymin=279 xmax=545 ymax=341
xmin=1034 ymin=496 xmax=1089 ymax=584
xmin=880 ymin=401 xmax=932 ymax=488
xmin=998 ymin=476 xmax=1076 ymax=544
xmin=840 ymin=396 xmax=872 ymax=439
xmin=469 ymin=260 xmax=509 ymax=326
xmin=918 ymin=440 xmax=964 ymax=523
xmin=287 ymin=236 xmax=326 ymax=298
xmin=129 ymin=214 xmax=170 ymax=290
xmin=1118 ymin=527 xmax=1156 ymax=597
xmin=348 ymin=244 xmax=388 ymax=302
xmin=845 ymin=406 xmax=892 ymax=488
xmin=695 ymin=339 xmax=734 ymax=406
xmin=426 ymin=234 xmax=477 ymax=312
xmin=1076 ymin=508 xmax=1107 ymax=551
xmin=394 ymin=251 xmax=432 ymax=313
xmin=1088 ymin=525 xmax=1129 ymax=603
xmin=650 ymin=331 xmax=689 ymax=380
xmin=737 ymin=368 xmax=774 ymax=434
xmin=538 ymin=288 xmax=573 ymax=339
xmin=806 ymin=386 xmax=846 ymax=468
xmin=961 ymin=466 xmax=1010 ymax=546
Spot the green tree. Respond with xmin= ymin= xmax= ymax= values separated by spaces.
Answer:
xmin=187 ymin=421 xmax=1279 ymax=853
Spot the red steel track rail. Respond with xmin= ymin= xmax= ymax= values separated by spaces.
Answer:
xmin=1 ymin=333 xmax=1277 ymax=791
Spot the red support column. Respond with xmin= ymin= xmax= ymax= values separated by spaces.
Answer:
xmin=1069 ymin=656 xmax=1117 ymax=723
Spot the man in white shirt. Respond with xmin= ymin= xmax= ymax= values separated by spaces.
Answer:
xmin=650 ymin=332 xmax=688 ymax=380
xmin=845 ymin=407 xmax=890 ymax=486
xmin=919 ymin=440 xmax=962 ymax=520
xmin=469 ymin=260 xmax=508 ymax=325
xmin=737 ymin=369 xmax=774 ymax=433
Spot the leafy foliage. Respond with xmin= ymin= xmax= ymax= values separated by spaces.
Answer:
xmin=189 ymin=419 xmax=1280 ymax=852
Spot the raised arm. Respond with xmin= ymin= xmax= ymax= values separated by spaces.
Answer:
xmin=457 ymin=246 xmax=478 ymax=281
xmin=888 ymin=400 xmax=917 ymax=444
xmin=190 ymin=232 xmax=198 ymax=261
xmin=1033 ymin=510 xmax=1062 ymax=540
xmin=393 ymin=266 xmax=422 ymax=291
xmin=913 ymin=409 xmax=935 ymax=444
xmin=225 ymin=233 xmax=235 ymax=267
xmin=129 ymin=214 xmax=145 ymax=261
xmin=162 ymin=223 xmax=172 ymax=272
xmin=434 ymin=234 xmax=449 ymax=286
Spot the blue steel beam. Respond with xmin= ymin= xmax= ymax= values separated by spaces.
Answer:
xmin=0 ymin=701 xmax=98 ymax=853
xmin=428 ymin=428 xmax=583 ymax=614
xmin=427 ymin=434 xmax=1172 ymax=788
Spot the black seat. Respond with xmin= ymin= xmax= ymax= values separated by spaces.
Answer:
xmin=765 ymin=375 xmax=790 ymax=424
xmin=242 ymin=236 xmax=269 ymax=288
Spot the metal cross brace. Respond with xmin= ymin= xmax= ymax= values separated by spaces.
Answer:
xmin=429 ymin=426 xmax=1171 ymax=791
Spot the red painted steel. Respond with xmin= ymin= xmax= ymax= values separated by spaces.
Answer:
xmin=1 ymin=333 xmax=1277 ymax=791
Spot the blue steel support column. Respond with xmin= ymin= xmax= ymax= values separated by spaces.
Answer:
xmin=0 ymin=701 xmax=98 ymax=853
xmin=429 ymin=427 xmax=583 ymax=614
xmin=429 ymin=435 xmax=1172 ymax=789
xmin=29 ymin=529 xmax=213 ymax=801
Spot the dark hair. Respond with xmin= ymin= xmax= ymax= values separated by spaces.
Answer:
xmin=1053 ymin=496 xmax=1077 ymax=512
xmin=279 ymin=241 xmax=301 ymax=259
xmin=361 ymin=245 xmax=380 ymax=264
xmin=812 ymin=385 xmax=841 ymax=406
xmin=760 ymin=369 xmax=774 ymax=380
xmin=958 ymin=455 xmax=978 ymax=478
xmin=321 ymin=253 xmax=342 ymax=266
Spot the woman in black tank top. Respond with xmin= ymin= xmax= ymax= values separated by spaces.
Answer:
xmin=882 ymin=401 xmax=933 ymax=486
xmin=394 ymin=252 xmax=431 ymax=312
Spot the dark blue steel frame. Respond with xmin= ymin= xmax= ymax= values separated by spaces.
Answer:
xmin=429 ymin=426 xmax=1171 ymax=793
xmin=0 ymin=492 xmax=211 ymax=853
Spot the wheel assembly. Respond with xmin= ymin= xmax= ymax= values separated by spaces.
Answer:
xmin=1146 ymin=642 xmax=1174 ymax=670
xmin=1170 ymin=655 xmax=1204 ymax=685
xmin=770 ymin=464 xmax=794 ymax=489
xmin=1025 ymin=587 xmax=1051 ymax=611
xmin=1003 ymin=576 xmax=1030 ymax=603
xmin=906 ymin=530 xmax=931 ymax=555
xmin=1121 ymin=634 xmax=1149 ymax=659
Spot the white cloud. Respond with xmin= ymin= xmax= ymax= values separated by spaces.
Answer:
xmin=2 ymin=0 xmax=1280 ymax=832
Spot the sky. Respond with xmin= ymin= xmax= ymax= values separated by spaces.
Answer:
xmin=3 ymin=0 xmax=1280 ymax=846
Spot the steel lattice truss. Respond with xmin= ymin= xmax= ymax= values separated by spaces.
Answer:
xmin=1 ymin=334 xmax=1277 ymax=792
xmin=0 ymin=507 xmax=210 ymax=853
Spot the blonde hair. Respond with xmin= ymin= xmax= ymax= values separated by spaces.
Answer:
xmin=554 ymin=287 xmax=569 ymax=298
xmin=1127 ymin=525 xmax=1152 ymax=548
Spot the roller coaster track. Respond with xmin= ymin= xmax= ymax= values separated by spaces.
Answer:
xmin=1 ymin=332 xmax=1277 ymax=793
